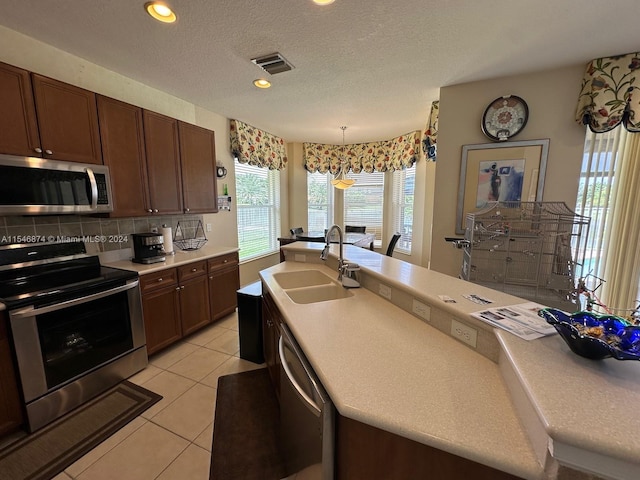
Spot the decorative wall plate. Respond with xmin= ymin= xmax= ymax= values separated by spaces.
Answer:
xmin=481 ymin=95 xmax=529 ymax=141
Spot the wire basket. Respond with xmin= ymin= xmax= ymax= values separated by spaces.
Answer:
xmin=173 ymin=220 xmax=208 ymax=251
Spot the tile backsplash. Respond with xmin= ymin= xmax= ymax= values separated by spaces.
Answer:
xmin=0 ymin=214 xmax=204 ymax=252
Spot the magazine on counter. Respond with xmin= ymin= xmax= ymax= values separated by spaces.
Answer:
xmin=471 ymin=302 xmax=556 ymax=341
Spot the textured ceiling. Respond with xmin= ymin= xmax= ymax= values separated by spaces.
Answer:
xmin=1 ymin=0 xmax=639 ymax=144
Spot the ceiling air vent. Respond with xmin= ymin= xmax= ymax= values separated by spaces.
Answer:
xmin=251 ymin=52 xmax=294 ymax=75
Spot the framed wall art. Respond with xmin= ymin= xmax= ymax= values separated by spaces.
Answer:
xmin=456 ymin=139 xmax=549 ymax=234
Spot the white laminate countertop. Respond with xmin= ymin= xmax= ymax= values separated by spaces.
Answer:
xmin=102 ymin=244 xmax=239 ymax=274
xmin=261 ymin=242 xmax=640 ymax=480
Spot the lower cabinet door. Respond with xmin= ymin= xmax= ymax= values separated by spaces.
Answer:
xmin=208 ymin=264 xmax=240 ymax=321
xmin=180 ymin=275 xmax=212 ymax=336
xmin=142 ymin=286 xmax=182 ymax=355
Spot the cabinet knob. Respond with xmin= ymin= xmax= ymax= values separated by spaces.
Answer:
xmin=191 ymin=268 xmax=197 ymax=272
xmin=223 ymin=259 xmax=228 ymax=263
xmin=157 ymin=277 xmax=163 ymax=282
xmin=209 ymin=276 xmax=213 ymax=280
xmin=185 ymin=208 xmax=190 ymax=213
xmin=45 ymin=149 xmax=53 ymax=155
xmin=175 ymin=287 xmax=180 ymax=291
xmin=153 ymin=209 xmax=158 ymax=213
xmin=147 ymin=209 xmax=153 ymax=213
xmin=34 ymin=147 xmax=43 ymax=153
xmin=181 ymin=285 xmax=185 ymax=289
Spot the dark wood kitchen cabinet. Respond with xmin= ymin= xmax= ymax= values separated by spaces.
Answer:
xmin=178 ymin=122 xmax=218 ymax=214
xmin=97 ymin=95 xmax=150 ymax=217
xmin=142 ymin=110 xmax=183 ymax=215
xmin=262 ymin=290 xmax=282 ymax=393
xmin=177 ymin=261 xmax=211 ymax=336
xmin=31 ymin=74 xmax=102 ymax=164
xmin=208 ymin=252 xmax=240 ymax=321
xmin=140 ymin=269 xmax=182 ymax=355
xmin=0 ymin=61 xmax=40 ymax=157
xmin=0 ymin=64 xmax=102 ymax=164
xmin=0 ymin=313 xmax=24 ymax=436
xmin=336 ymin=415 xmax=522 ymax=480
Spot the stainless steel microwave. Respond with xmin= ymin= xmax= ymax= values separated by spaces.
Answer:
xmin=0 ymin=154 xmax=113 ymax=215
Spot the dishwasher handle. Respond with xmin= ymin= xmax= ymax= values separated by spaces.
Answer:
xmin=278 ymin=334 xmax=322 ymax=417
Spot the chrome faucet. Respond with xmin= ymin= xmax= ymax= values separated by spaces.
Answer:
xmin=321 ymin=225 xmax=360 ymax=288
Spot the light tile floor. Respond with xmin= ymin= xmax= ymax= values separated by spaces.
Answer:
xmin=52 ymin=312 xmax=264 ymax=480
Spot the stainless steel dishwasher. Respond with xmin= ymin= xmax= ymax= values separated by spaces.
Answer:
xmin=279 ymin=324 xmax=334 ymax=480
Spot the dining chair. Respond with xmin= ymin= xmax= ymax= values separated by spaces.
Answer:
xmin=386 ymin=233 xmax=402 ymax=257
xmin=290 ymin=227 xmax=303 ymax=236
xmin=345 ymin=225 xmax=366 ymax=233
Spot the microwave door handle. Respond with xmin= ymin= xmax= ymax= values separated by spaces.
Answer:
xmin=278 ymin=335 xmax=321 ymax=417
xmin=10 ymin=279 xmax=139 ymax=319
xmin=85 ymin=167 xmax=98 ymax=210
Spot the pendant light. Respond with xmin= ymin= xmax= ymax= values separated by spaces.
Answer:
xmin=331 ymin=126 xmax=355 ymax=190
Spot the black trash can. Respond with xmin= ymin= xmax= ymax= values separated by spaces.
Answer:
xmin=237 ymin=281 xmax=264 ymax=364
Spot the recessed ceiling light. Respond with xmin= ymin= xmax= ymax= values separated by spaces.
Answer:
xmin=253 ymin=79 xmax=271 ymax=89
xmin=144 ymin=2 xmax=177 ymax=23
xmin=312 ymin=0 xmax=336 ymax=5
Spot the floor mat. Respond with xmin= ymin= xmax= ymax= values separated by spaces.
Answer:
xmin=0 ymin=380 xmax=162 ymax=480
xmin=210 ymin=368 xmax=286 ymax=480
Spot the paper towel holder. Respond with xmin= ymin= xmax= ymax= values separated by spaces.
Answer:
xmin=161 ymin=224 xmax=175 ymax=255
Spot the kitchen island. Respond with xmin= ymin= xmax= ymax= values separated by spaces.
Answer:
xmin=259 ymin=242 xmax=640 ymax=480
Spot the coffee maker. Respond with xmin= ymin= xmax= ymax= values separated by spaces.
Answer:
xmin=132 ymin=233 xmax=166 ymax=264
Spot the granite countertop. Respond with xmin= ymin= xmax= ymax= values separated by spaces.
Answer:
xmin=260 ymin=242 xmax=640 ymax=480
xmin=103 ymin=244 xmax=239 ymax=274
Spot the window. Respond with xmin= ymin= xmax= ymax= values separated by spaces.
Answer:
xmin=575 ymin=126 xmax=640 ymax=313
xmin=343 ymin=171 xmax=384 ymax=243
xmin=391 ymin=167 xmax=415 ymax=254
xmin=235 ymin=159 xmax=281 ymax=261
xmin=307 ymin=171 xmax=333 ymax=232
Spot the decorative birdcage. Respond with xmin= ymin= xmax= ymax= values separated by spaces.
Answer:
xmin=173 ymin=219 xmax=208 ymax=251
xmin=460 ymin=202 xmax=590 ymax=311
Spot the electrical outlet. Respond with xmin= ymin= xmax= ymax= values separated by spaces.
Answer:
xmin=412 ymin=299 xmax=430 ymax=321
xmin=451 ymin=319 xmax=477 ymax=348
xmin=206 ymin=223 xmax=212 ymax=232
xmin=379 ymin=283 xmax=392 ymax=300
xmin=294 ymin=254 xmax=306 ymax=262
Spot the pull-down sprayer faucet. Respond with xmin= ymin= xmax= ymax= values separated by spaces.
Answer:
xmin=321 ymin=225 xmax=360 ymax=288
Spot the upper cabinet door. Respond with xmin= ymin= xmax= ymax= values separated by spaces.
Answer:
xmin=31 ymin=74 xmax=102 ymax=164
xmin=143 ymin=110 xmax=183 ymax=215
xmin=178 ymin=122 xmax=218 ymax=214
xmin=0 ymin=62 xmax=41 ymax=157
xmin=97 ymin=95 xmax=150 ymax=217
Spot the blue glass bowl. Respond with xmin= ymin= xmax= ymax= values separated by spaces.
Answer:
xmin=538 ymin=308 xmax=640 ymax=360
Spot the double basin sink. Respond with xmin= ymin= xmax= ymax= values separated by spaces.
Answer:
xmin=272 ymin=269 xmax=353 ymax=304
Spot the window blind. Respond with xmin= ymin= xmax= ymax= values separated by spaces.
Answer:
xmin=235 ymin=159 xmax=281 ymax=261
xmin=343 ymin=171 xmax=384 ymax=242
xmin=391 ymin=167 xmax=415 ymax=254
xmin=307 ymin=171 xmax=334 ymax=232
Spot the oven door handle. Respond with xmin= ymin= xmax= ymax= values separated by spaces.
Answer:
xmin=278 ymin=334 xmax=321 ymax=417
xmin=10 ymin=279 xmax=139 ymax=318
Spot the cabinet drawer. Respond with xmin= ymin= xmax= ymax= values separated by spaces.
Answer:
xmin=140 ymin=268 xmax=178 ymax=293
xmin=178 ymin=260 xmax=207 ymax=282
xmin=208 ymin=252 xmax=239 ymax=272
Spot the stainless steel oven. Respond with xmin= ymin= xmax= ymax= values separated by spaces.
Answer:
xmin=279 ymin=324 xmax=334 ymax=480
xmin=0 ymin=241 xmax=146 ymax=432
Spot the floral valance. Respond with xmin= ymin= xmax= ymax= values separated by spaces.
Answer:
xmin=303 ymin=130 xmax=421 ymax=174
xmin=229 ymin=119 xmax=288 ymax=170
xmin=422 ymin=100 xmax=439 ymax=161
xmin=575 ymin=52 xmax=640 ymax=133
